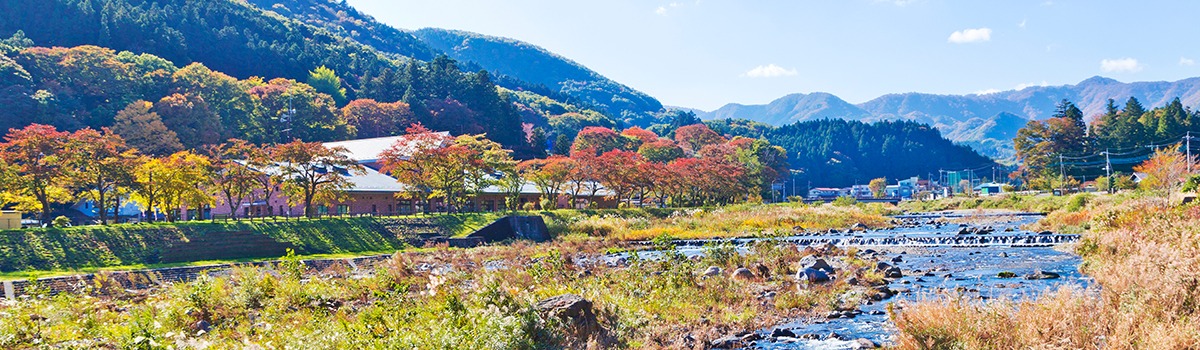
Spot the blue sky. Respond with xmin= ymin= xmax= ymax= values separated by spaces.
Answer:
xmin=347 ymin=0 xmax=1200 ymax=111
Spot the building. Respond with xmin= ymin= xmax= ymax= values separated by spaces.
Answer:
xmin=972 ymin=182 xmax=1006 ymax=196
xmin=208 ymin=134 xmax=616 ymax=218
xmin=0 ymin=211 xmax=21 ymax=230
xmin=807 ymin=187 xmax=843 ymax=199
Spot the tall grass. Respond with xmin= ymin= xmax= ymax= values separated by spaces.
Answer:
xmin=546 ymin=203 xmax=893 ymax=241
xmin=894 ymin=196 xmax=1200 ymax=349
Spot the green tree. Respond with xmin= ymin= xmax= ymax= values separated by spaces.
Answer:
xmin=868 ymin=177 xmax=888 ymax=198
xmin=272 ymin=140 xmax=364 ymax=217
xmin=307 ymin=65 xmax=347 ymax=106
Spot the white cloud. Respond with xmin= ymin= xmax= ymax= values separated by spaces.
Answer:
xmin=742 ymin=64 xmax=798 ymax=78
xmin=973 ymin=88 xmax=1002 ymax=95
xmin=947 ymin=28 xmax=992 ymax=44
xmin=1015 ymin=81 xmax=1049 ymax=90
xmin=1100 ymin=58 xmax=1143 ymax=73
xmin=1018 ymin=19 xmax=1027 ymax=29
xmin=1181 ymin=57 xmax=1196 ymax=66
xmin=654 ymin=2 xmax=682 ymax=15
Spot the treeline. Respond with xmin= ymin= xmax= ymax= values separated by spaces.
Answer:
xmin=1014 ymin=97 xmax=1200 ymax=189
xmin=707 ymin=118 xmax=996 ymax=188
xmin=0 ymin=123 xmax=365 ymax=225
xmin=0 ymin=41 xmax=538 ymax=156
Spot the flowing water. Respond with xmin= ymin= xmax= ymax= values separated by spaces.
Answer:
xmin=615 ymin=212 xmax=1088 ymax=349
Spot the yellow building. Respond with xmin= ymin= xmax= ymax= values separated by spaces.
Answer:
xmin=0 ymin=211 xmax=21 ymax=230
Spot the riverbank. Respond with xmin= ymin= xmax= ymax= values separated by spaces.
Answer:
xmin=892 ymin=194 xmax=1200 ymax=348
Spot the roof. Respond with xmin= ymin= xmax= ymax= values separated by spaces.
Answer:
xmin=323 ymin=132 xmax=451 ymax=163
xmin=346 ymin=166 xmax=409 ymax=193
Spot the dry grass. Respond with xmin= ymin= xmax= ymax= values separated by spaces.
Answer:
xmin=894 ymin=196 xmax=1200 ymax=349
xmin=560 ymin=203 xmax=893 ymax=241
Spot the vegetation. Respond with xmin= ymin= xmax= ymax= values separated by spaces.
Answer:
xmin=0 ymin=203 xmax=899 ymax=348
xmin=893 ymin=194 xmax=1200 ymax=349
xmin=710 ymin=118 xmax=997 ymax=189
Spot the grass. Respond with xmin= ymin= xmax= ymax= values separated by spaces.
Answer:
xmin=0 ymin=249 xmax=411 ymax=281
xmin=0 ymin=202 xmax=903 ymax=348
xmin=542 ymin=203 xmax=893 ymax=241
xmin=892 ymin=192 xmax=1200 ymax=349
xmin=0 ymin=230 xmax=885 ymax=348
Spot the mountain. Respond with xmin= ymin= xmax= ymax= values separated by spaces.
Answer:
xmin=703 ymin=93 xmax=870 ymax=125
xmin=238 ymin=0 xmax=663 ymax=121
xmin=701 ymin=76 xmax=1200 ymax=161
xmin=411 ymin=28 xmax=663 ymax=120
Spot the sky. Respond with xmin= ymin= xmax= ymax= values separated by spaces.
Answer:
xmin=347 ymin=0 xmax=1200 ymax=111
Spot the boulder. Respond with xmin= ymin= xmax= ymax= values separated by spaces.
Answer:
xmin=798 ymin=267 xmax=831 ymax=284
xmin=808 ymin=258 xmax=836 ymax=273
xmin=884 ymin=267 xmax=903 ymax=279
xmin=855 ymin=338 xmax=879 ymax=348
xmin=754 ymin=263 xmax=770 ymax=278
xmin=731 ymin=267 xmax=755 ymax=281
xmin=703 ymin=266 xmax=722 ymax=277
xmin=849 ymin=222 xmax=869 ymax=231
xmin=1025 ymin=271 xmax=1061 ymax=280
xmin=535 ymin=294 xmax=598 ymax=337
xmin=997 ymin=271 xmax=1017 ymax=278
xmin=710 ymin=335 xmax=743 ymax=349
xmin=771 ymin=328 xmax=797 ymax=338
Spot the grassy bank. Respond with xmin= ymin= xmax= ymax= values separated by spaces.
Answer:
xmin=543 ymin=203 xmax=894 ymax=241
xmin=0 ymin=213 xmax=503 ymax=273
xmin=893 ymin=194 xmax=1200 ymax=348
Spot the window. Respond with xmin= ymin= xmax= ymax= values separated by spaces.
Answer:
xmin=317 ymin=205 xmax=328 ymax=215
xmin=371 ymin=204 xmax=377 ymax=213
xmin=337 ymin=205 xmax=350 ymax=215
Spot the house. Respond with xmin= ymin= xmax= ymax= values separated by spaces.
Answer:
xmin=972 ymin=182 xmax=1006 ymax=196
xmin=1130 ymin=172 xmax=1149 ymax=184
xmin=71 ymin=197 xmax=145 ymax=223
xmin=808 ymin=187 xmax=842 ymax=199
xmin=850 ymin=185 xmax=873 ymax=199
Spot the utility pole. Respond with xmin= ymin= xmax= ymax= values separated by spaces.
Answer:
xmin=1186 ymin=131 xmax=1194 ymax=173
xmin=1104 ymin=148 xmax=1112 ymax=194
xmin=1059 ymin=154 xmax=1065 ymax=195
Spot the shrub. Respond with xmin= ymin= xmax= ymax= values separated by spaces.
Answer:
xmin=52 ymin=216 xmax=71 ymax=227
xmin=831 ymin=196 xmax=857 ymax=207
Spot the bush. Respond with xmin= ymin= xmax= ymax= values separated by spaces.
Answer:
xmin=831 ymin=196 xmax=857 ymax=207
xmin=52 ymin=216 xmax=71 ymax=228
xmin=1066 ymin=193 xmax=1093 ymax=212
xmin=1182 ymin=175 xmax=1200 ymax=193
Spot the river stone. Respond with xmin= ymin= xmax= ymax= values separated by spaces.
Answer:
xmin=798 ymin=267 xmax=830 ymax=284
xmin=703 ymin=266 xmax=722 ymax=277
xmin=997 ymin=271 xmax=1017 ymax=278
xmin=731 ymin=267 xmax=755 ymax=280
xmin=808 ymin=258 xmax=835 ymax=273
xmin=536 ymin=294 xmax=598 ymax=337
xmin=849 ymin=222 xmax=869 ymax=231
xmin=754 ymin=263 xmax=770 ymax=278
xmin=771 ymin=328 xmax=797 ymax=338
xmin=710 ymin=335 xmax=743 ymax=349
xmin=1025 ymin=271 xmax=1061 ymax=280
xmin=884 ymin=266 xmax=903 ymax=278
xmin=855 ymin=338 xmax=879 ymax=348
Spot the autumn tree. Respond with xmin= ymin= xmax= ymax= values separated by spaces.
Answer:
xmin=205 ymin=139 xmax=261 ymax=219
xmin=111 ymin=101 xmax=183 ymax=156
xmin=1134 ymin=147 xmax=1190 ymax=198
xmin=65 ymin=128 xmax=142 ymax=224
xmin=565 ymin=150 xmax=600 ymax=208
xmin=637 ymin=139 xmax=685 ymax=163
xmin=153 ymin=93 xmax=224 ymax=149
xmin=0 ymin=124 xmax=74 ymax=223
xmin=341 ymin=99 xmax=414 ymax=138
xmin=272 ymin=140 xmax=364 ymax=217
xmin=380 ymin=125 xmax=471 ymax=212
xmin=518 ymin=156 xmax=575 ymax=209
xmin=133 ymin=151 xmax=213 ymax=221
xmin=571 ymin=126 xmax=624 ymax=155
xmin=674 ymin=124 xmax=726 ymax=155
xmin=594 ymin=150 xmax=645 ymax=207
xmin=868 ymin=177 xmax=888 ymax=198
xmin=247 ymin=78 xmax=354 ymax=143
xmin=620 ymin=126 xmax=658 ymax=150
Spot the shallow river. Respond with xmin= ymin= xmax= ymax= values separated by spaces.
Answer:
xmin=626 ymin=212 xmax=1090 ymax=349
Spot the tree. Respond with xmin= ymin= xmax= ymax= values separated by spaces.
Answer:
xmin=153 ymin=93 xmax=224 ymax=149
xmin=272 ymin=140 xmax=364 ymax=217
xmin=868 ymin=177 xmax=888 ymax=198
xmin=65 ymin=128 xmax=141 ymax=224
xmin=518 ymin=156 xmax=575 ymax=208
xmin=571 ymin=126 xmax=623 ymax=155
xmin=205 ymin=139 xmax=261 ymax=219
xmin=380 ymin=125 xmax=471 ymax=212
xmin=620 ymin=126 xmax=658 ymax=149
xmin=552 ymin=133 xmax=573 ymax=156
xmin=132 ymin=151 xmax=213 ymax=221
xmin=638 ymin=139 xmax=685 ymax=163
xmin=1134 ymin=146 xmax=1190 ymax=198
xmin=674 ymin=124 xmax=725 ymax=155
xmin=307 ymin=65 xmax=347 ymax=106
xmin=0 ymin=124 xmax=73 ymax=223
xmin=111 ymin=101 xmax=183 ymax=156
xmin=593 ymin=150 xmax=645 ymax=206
xmin=341 ymin=99 xmax=414 ymax=138
xmin=454 ymin=133 xmax=515 ymax=209
xmin=247 ymin=78 xmax=354 ymax=143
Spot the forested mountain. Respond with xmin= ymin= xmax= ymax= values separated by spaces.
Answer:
xmin=701 ymin=76 xmax=1200 ymax=161
xmin=413 ymin=28 xmax=664 ymax=121
xmin=0 ymin=0 xmax=545 ymax=153
xmin=243 ymin=0 xmax=438 ymax=61
xmin=707 ymin=119 xmax=996 ymax=188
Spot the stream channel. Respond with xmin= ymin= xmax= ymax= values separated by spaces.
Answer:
xmin=613 ymin=212 xmax=1089 ymax=349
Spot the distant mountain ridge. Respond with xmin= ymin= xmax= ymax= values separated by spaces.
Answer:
xmin=700 ymin=76 xmax=1200 ymax=160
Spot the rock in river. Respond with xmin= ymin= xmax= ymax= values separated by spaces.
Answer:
xmin=1025 ymin=271 xmax=1061 ymax=280
xmin=798 ymin=267 xmax=831 ymax=284
xmin=731 ymin=267 xmax=755 ymax=280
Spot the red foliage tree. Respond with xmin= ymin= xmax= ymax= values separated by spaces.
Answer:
xmin=674 ymin=124 xmax=726 ymax=155
xmin=572 ymin=126 xmax=624 ymax=155
xmin=0 ymin=124 xmax=73 ymax=223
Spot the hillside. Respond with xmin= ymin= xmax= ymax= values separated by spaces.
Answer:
xmin=708 ymin=118 xmax=996 ymax=188
xmin=244 ymin=0 xmax=438 ymax=61
xmin=413 ymin=28 xmax=664 ymax=120
xmin=701 ymin=76 xmax=1200 ymax=160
